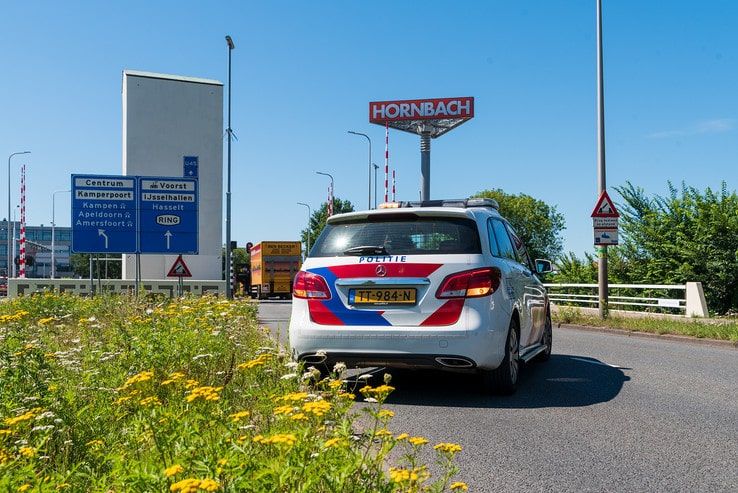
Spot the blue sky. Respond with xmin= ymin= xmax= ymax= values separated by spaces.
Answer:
xmin=2 ymin=0 xmax=736 ymax=257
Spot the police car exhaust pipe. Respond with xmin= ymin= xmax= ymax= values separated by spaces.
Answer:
xmin=435 ymin=357 xmax=474 ymax=368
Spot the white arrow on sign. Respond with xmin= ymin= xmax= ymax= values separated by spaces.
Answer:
xmin=98 ymin=229 xmax=109 ymax=249
xmin=164 ymin=230 xmax=173 ymax=250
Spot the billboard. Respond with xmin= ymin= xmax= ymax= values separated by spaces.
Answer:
xmin=369 ymin=97 xmax=474 ymax=123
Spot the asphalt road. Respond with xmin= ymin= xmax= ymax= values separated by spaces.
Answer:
xmin=257 ymin=301 xmax=738 ymax=492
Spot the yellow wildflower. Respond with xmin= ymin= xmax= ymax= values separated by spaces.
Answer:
xmin=55 ymin=485 xmax=71 ymax=490
xmin=161 ymin=372 xmax=186 ymax=386
xmin=450 ymin=482 xmax=469 ymax=491
xmin=253 ymin=433 xmax=297 ymax=447
xmin=0 ymin=429 xmax=13 ymax=436
xmin=290 ymin=413 xmax=307 ymax=421
xmin=164 ymin=464 xmax=184 ymax=477
xmin=377 ymin=409 xmax=394 ymax=419
xmin=185 ymin=386 xmax=222 ymax=403
xmin=274 ymin=405 xmax=294 ymax=415
xmin=278 ymin=392 xmax=309 ymax=403
xmin=375 ymin=428 xmax=392 ymax=438
xmin=18 ymin=485 xmax=32 ymax=492
xmin=170 ymin=478 xmax=220 ymax=492
xmin=19 ymin=446 xmax=36 ymax=458
xmin=396 ymin=433 xmax=409 ymax=441
xmin=140 ymin=396 xmax=162 ymax=407
xmin=389 ymin=467 xmax=419 ymax=483
xmin=38 ymin=317 xmax=55 ymax=325
xmin=302 ymin=400 xmax=331 ymax=417
xmin=115 ymin=396 xmax=132 ymax=405
xmin=120 ymin=370 xmax=154 ymax=389
xmin=237 ymin=354 xmax=270 ymax=370
xmin=324 ymin=438 xmax=342 ymax=448
xmin=338 ymin=392 xmax=355 ymax=400
xmin=5 ymin=409 xmax=39 ymax=426
xmin=228 ymin=411 xmax=250 ymax=422
xmin=184 ymin=379 xmax=200 ymax=389
xmin=408 ymin=436 xmax=428 ymax=446
xmin=328 ymin=379 xmax=343 ymax=390
xmin=434 ymin=442 xmax=462 ymax=454
xmin=86 ymin=439 xmax=104 ymax=447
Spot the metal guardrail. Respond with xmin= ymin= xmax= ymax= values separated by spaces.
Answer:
xmin=543 ymin=282 xmax=709 ymax=317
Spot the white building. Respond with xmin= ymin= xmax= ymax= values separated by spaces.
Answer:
xmin=121 ymin=70 xmax=223 ymax=280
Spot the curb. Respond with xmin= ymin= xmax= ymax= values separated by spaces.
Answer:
xmin=556 ymin=323 xmax=738 ymax=349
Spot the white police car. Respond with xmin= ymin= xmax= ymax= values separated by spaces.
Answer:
xmin=288 ymin=198 xmax=553 ymax=394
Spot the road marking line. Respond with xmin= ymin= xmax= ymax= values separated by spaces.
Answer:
xmin=571 ymin=356 xmax=622 ymax=369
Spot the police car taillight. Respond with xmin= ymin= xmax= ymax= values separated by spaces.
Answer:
xmin=293 ymin=271 xmax=331 ymax=299
xmin=436 ymin=267 xmax=501 ymax=299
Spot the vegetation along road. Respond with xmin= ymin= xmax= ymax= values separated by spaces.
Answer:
xmin=259 ymin=301 xmax=738 ymax=492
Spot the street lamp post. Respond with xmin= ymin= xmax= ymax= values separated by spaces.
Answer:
xmin=315 ymin=171 xmax=334 ymax=216
xmin=225 ymin=35 xmax=235 ymax=299
xmin=51 ymin=190 xmax=71 ymax=279
xmin=347 ymin=131 xmax=372 ymax=210
xmin=596 ymin=0 xmax=608 ymax=319
xmin=297 ymin=202 xmax=312 ymax=258
xmin=7 ymin=151 xmax=30 ymax=278
xmin=372 ymin=163 xmax=379 ymax=208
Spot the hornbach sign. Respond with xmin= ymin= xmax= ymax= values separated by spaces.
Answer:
xmin=369 ymin=97 xmax=474 ymax=123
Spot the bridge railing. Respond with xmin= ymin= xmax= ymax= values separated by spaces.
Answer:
xmin=543 ymin=282 xmax=708 ymax=317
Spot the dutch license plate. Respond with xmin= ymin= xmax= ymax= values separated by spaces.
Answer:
xmin=349 ymin=288 xmax=417 ymax=305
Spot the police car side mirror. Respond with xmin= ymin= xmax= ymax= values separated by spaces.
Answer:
xmin=535 ymin=259 xmax=553 ymax=274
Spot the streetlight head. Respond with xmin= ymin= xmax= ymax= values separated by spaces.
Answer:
xmin=225 ymin=35 xmax=235 ymax=49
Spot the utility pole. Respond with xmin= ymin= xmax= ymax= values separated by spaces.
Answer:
xmin=596 ymin=0 xmax=608 ymax=318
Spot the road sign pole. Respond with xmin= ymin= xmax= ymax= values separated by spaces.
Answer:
xmin=89 ymin=256 xmax=94 ymax=297
xmin=135 ymin=253 xmax=141 ymax=297
xmin=596 ymin=0 xmax=608 ymax=319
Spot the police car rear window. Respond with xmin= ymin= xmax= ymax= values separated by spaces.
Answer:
xmin=310 ymin=217 xmax=481 ymax=257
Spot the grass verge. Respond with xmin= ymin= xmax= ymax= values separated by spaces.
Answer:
xmin=0 ymin=293 xmax=468 ymax=492
xmin=553 ymin=306 xmax=738 ymax=342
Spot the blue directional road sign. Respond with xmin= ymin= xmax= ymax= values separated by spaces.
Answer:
xmin=183 ymin=156 xmax=198 ymax=178
xmin=71 ymin=174 xmax=138 ymax=253
xmin=138 ymin=177 xmax=198 ymax=254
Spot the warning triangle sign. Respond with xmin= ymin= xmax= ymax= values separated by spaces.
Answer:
xmin=591 ymin=190 xmax=620 ymax=218
xmin=167 ymin=254 xmax=192 ymax=277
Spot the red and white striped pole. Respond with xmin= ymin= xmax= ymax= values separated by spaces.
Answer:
xmin=384 ymin=122 xmax=389 ymax=203
xmin=392 ymin=169 xmax=396 ymax=202
xmin=19 ymin=164 xmax=26 ymax=278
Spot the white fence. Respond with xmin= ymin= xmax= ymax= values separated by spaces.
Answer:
xmin=543 ymin=282 xmax=708 ymax=317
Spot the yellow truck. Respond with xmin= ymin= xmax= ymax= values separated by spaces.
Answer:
xmin=249 ymin=241 xmax=302 ymax=299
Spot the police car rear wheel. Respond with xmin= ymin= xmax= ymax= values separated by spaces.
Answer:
xmin=481 ymin=317 xmax=519 ymax=395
